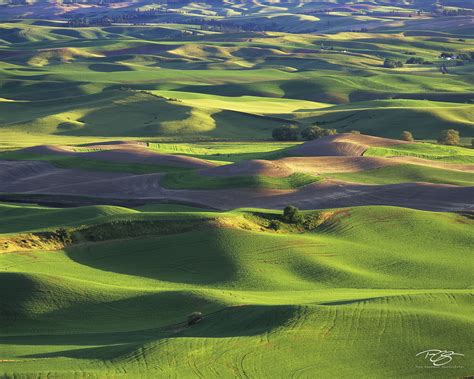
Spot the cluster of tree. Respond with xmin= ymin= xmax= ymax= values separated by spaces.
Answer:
xmin=272 ymin=126 xmax=299 ymax=141
xmin=438 ymin=52 xmax=473 ymax=68
xmin=307 ymin=8 xmax=354 ymax=14
xmin=402 ymin=129 xmax=465 ymax=146
xmin=278 ymin=206 xmax=323 ymax=231
xmin=272 ymin=125 xmax=337 ymax=141
xmin=437 ymin=129 xmax=460 ymax=146
xmin=67 ymin=9 xmax=185 ymax=27
xmin=301 ymin=126 xmax=337 ymax=140
xmin=283 ymin=205 xmax=304 ymax=224
xmin=440 ymin=52 xmax=456 ymax=59
xmin=111 ymin=9 xmax=171 ymax=22
xmin=67 ymin=17 xmax=112 ymax=27
xmin=133 ymin=8 xmax=189 ymax=18
xmin=439 ymin=52 xmax=472 ymax=60
xmin=383 ymin=58 xmax=404 ymax=68
xmin=200 ymin=20 xmax=280 ymax=33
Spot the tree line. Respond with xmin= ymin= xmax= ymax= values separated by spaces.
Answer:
xmin=272 ymin=125 xmax=470 ymax=147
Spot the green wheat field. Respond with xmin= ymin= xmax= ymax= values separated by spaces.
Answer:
xmin=0 ymin=0 xmax=473 ymax=377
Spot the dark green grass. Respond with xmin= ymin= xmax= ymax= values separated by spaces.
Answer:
xmin=328 ymin=164 xmax=474 ymax=186
xmin=0 ymin=202 xmax=219 ymax=234
xmin=161 ymin=171 xmax=320 ymax=189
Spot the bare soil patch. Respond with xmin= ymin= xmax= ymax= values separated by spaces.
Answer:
xmin=289 ymin=134 xmax=409 ymax=157
xmin=20 ymin=142 xmax=215 ymax=169
xmin=1 ymin=160 xmax=471 ymax=212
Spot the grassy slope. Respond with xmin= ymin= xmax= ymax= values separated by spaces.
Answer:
xmin=328 ymin=163 xmax=474 ymax=186
xmin=364 ymin=142 xmax=474 ymax=164
xmin=0 ymin=202 xmax=219 ymax=234
xmin=293 ymin=99 xmax=474 ymax=139
xmin=0 ymin=204 xmax=472 ymax=377
xmin=0 ymin=90 xmax=287 ymax=139
xmin=151 ymin=90 xmax=331 ymax=114
xmin=161 ymin=171 xmax=320 ymax=189
xmin=0 ymin=22 xmax=473 ymax=144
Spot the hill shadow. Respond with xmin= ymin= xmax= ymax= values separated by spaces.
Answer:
xmin=89 ymin=63 xmax=134 ymax=72
xmin=11 ymin=304 xmax=298 ymax=360
xmin=63 ymin=229 xmax=241 ymax=285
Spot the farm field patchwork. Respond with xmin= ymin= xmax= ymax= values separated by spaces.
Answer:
xmin=0 ymin=2 xmax=473 ymax=377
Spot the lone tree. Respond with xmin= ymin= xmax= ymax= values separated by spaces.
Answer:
xmin=272 ymin=126 xmax=298 ymax=141
xmin=283 ymin=205 xmax=304 ymax=224
xmin=301 ymin=126 xmax=337 ymax=140
xmin=383 ymin=58 xmax=403 ymax=68
xmin=401 ymin=131 xmax=414 ymax=142
xmin=437 ymin=129 xmax=460 ymax=146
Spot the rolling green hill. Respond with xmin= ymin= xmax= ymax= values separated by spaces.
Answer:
xmin=0 ymin=21 xmax=473 ymax=143
xmin=293 ymin=99 xmax=474 ymax=138
xmin=0 ymin=204 xmax=472 ymax=377
xmin=0 ymin=9 xmax=473 ymax=378
xmin=0 ymin=90 xmax=287 ymax=139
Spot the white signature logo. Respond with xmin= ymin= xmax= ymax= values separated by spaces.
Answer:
xmin=416 ymin=349 xmax=464 ymax=367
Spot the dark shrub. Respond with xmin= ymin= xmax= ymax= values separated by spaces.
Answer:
xmin=383 ymin=58 xmax=403 ymax=68
xmin=283 ymin=205 xmax=304 ymax=224
xmin=56 ymin=228 xmax=72 ymax=243
xmin=302 ymin=212 xmax=323 ymax=230
xmin=440 ymin=52 xmax=455 ymax=58
xmin=301 ymin=126 xmax=337 ymax=140
xmin=272 ymin=126 xmax=299 ymax=141
xmin=268 ymin=219 xmax=281 ymax=230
